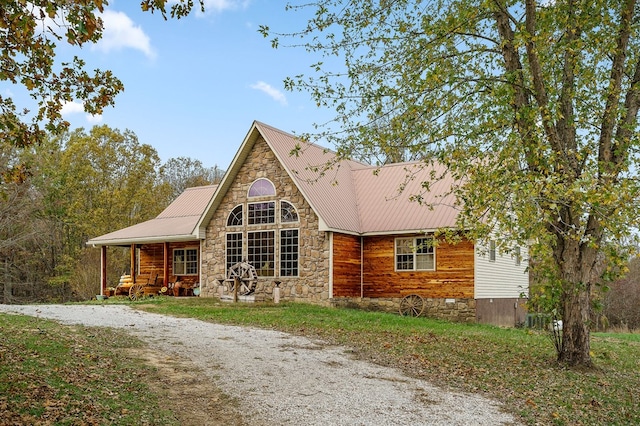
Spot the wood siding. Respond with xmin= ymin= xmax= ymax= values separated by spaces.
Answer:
xmin=332 ymin=233 xmax=362 ymax=297
xmin=137 ymin=242 xmax=200 ymax=286
xmin=361 ymin=235 xmax=475 ymax=298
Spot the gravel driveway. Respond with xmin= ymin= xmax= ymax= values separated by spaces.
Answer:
xmin=0 ymin=304 xmax=519 ymax=425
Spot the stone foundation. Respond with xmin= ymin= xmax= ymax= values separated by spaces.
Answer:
xmin=331 ymin=297 xmax=477 ymax=323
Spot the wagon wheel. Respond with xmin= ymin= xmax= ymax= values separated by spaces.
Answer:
xmin=129 ymin=283 xmax=145 ymax=301
xmin=227 ymin=262 xmax=257 ymax=295
xmin=399 ymin=294 xmax=425 ymax=317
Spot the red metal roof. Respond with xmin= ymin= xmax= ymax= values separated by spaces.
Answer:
xmin=87 ymin=185 xmax=217 ymax=246
xmin=255 ymin=122 xmax=460 ymax=234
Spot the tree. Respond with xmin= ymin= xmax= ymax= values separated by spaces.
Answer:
xmin=160 ymin=157 xmax=224 ymax=199
xmin=262 ymin=1 xmax=640 ymax=366
xmin=21 ymin=125 xmax=172 ymax=299
xmin=0 ymin=0 xmax=203 ymax=184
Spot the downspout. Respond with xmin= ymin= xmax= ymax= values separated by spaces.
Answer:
xmin=360 ymin=236 xmax=364 ymax=299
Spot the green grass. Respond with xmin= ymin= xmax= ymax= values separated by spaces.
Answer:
xmin=129 ymin=297 xmax=640 ymax=426
xmin=0 ymin=313 xmax=178 ymax=426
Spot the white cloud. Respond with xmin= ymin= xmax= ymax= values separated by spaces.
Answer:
xmin=61 ymin=101 xmax=103 ymax=123
xmin=92 ymin=10 xmax=155 ymax=59
xmin=199 ymin=0 xmax=249 ymax=13
xmin=250 ymin=81 xmax=288 ymax=106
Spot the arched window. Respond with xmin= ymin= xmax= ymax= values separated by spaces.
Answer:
xmin=281 ymin=201 xmax=298 ymax=223
xmin=227 ymin=205 xmax=243 ymax=226
xmin=248 ymin=178 xmax=276 ymax=197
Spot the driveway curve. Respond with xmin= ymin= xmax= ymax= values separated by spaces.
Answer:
xmin=0 ymin=304 xmax=519 ymax=425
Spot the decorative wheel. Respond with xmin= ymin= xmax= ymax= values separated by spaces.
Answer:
xmin=129 ymin=283 xmax=145 ymax=301
xmin=399 ymin=294 xmax=425 ymax=317
xmin=227 ymin=262 xmax=258 ymax=295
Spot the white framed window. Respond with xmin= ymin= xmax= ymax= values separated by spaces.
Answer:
xmin=489 ymin=240 xmax=496 ymax=262
xmin=248 ymin=178 xmax=276 ymax=197
xmin=280 ymin=201 xmax=299 ymax=223
xmin=227 ymin=205 xmax=243 ymax=226
xmin=280 ymin=229 xmax=299 ymax=277
xmin=395 ymin=237 xmax=435 ymax=271
xmin=248 ymin=201 xmax=276 ymax=225
xmin=173 ymin=248 xmax=198 ymax=275
xmin=514 ymin=246 xmax=521 ymax=266
xmin=248 ymin=231 xmax=275 ymax=277
xmin=226 ymin=233 xmax=243 ymax=272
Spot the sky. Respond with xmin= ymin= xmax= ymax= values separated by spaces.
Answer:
xmin=12 ymin=1 xmax=338 ymax=170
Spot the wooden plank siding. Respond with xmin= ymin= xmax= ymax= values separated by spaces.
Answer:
xmin=362 ymin=235 xmax=475 ymax=299
xmin=331 ymin=233 xmax=362 ymax=297
xmin=136 ymin=242 xmax=200 ymax=286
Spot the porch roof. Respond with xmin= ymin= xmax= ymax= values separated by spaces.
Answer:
xmin=87 ymin=185 xmax=217 ymax=247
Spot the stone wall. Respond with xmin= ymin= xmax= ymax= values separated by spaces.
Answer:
xmin=331 ymin=297 xmax=477 ymax=323
xmin=200 ymin=136 xmax=331 ymax=304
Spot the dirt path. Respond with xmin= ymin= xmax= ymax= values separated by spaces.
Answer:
xmin=0 ymin=304 xmax=520 ymax=425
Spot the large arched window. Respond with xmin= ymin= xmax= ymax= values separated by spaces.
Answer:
xmin=226 ymin=178 xmax=299 ymax=278
xmin=248 ymin=178 xmax=276 ymax=197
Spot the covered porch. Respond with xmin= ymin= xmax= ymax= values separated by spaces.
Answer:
xmin=86 ymin=185 xmax=217 ymax=299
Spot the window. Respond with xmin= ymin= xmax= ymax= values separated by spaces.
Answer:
xmin=395 ymin=237 xmax=435 ymax=271
xmin=280 ymin=229 xmax=299 ymax=276
xmin=514 ymin=246 xmax=521 ymax=266
xmin=248 ymin=178 xmax=276 ymax=197
xmin=281 ymin=201 xmax=298 ymax=223
xmin=227 ymin=205 xmax=243 ymax=226
xmin=226 ymin=233 xmax=243 ymax=272
xmin=489 ymin=240 xmax=496 ymax=262
xmin=248 ymin=202 xmax=275 ymax=225
xmin=248 ymin=231 xmax=275 ymax=277
xmin=173 ymin=248 xmax=198 ymax=275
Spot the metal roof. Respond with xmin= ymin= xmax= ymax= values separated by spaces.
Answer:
xmin=87 ymin=185 xmax=217 ymax=246
xmin=198 ymin=121 xmax=460 ymax=236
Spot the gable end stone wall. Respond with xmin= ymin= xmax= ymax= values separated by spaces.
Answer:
xmin=200 ymin=137 xmax=330 ymax=304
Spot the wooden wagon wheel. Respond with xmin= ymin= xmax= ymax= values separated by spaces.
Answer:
xmin=399 ymin=294 xmax=425 ymax=317
xmin=227 ymin=262 xmax=257 ymax=295
xmin=129 ymin=283 xmax=145 ymax=301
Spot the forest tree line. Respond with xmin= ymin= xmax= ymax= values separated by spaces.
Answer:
xmin=1 ymin=125 xmax=223 ymax=302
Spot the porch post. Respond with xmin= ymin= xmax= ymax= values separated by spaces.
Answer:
xmin=130 ymin=244 xmax=136 ymax=284
xmin=101 ymin=246 xmax=107 ymax=296
xmin=163 ymin=242 xmax=170 ymax=287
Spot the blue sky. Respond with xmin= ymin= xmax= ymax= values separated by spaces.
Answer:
xmin=28 ymin=1 xmax=337 ymax=170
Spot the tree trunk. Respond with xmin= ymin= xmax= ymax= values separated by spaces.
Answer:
xmin=558 ymin=281 xmax=592 ymax=367
xmin=554 ymin=232 xmax=599 ymax=367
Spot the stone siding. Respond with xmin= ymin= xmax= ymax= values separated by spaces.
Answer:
xmin=331 ymin=297 xmax=477 ymax=323
xmin=200 ymin=136 xmax=330 ymax=304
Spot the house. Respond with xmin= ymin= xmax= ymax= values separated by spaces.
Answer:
xmin=88 ymin=121 xmax=529 ymax=326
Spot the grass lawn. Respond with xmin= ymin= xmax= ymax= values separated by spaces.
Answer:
xmin=0 ymin=312 xmax=179 ymax=425
xmin=133 ymin=297 xmax=640 ymax=426
xmin=2 ymin=297 xmax=639 ymax=425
